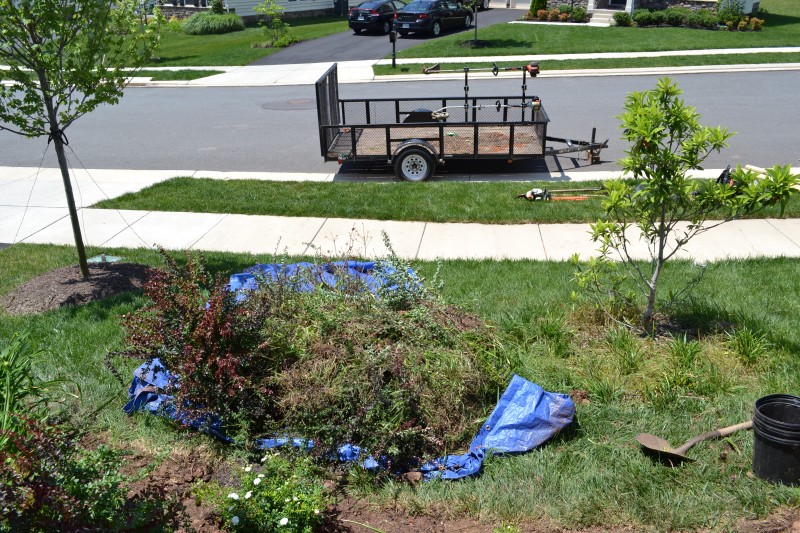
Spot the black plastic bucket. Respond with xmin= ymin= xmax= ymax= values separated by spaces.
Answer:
xmin=753 ymin=394 xmax=800 ymax=485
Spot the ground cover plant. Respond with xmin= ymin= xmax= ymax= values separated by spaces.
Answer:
xmin=2 ymin=243 xmax=800 ymax=530
xmin=93 ymin=177 xmax=800 ymax=224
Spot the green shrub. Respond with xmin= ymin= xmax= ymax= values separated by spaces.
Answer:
xmin=633 ymin=8 xmax=664 ymax=26
xmin=1 ymin=418 xmax=167 ymax=531
xmin=663 ymin=6 xmax=689 ymax=26
xmin=182 ymin=12 xmax=244 ymax=35
xmin=529 ymin=0 xmax=547 ymax=15
xmin=254 ymin=0 xmax=290 ymax=45
xmin=686 ymin=9 xmax=718 ymax=29
xmin=717 ymin=0 xmax=744 ymax=26
xmin=613 ymin=11 xmax=632 ymax=26
xmin=572 ymin=7 xmax=588 ymax=22
xmin=210 ymin=0 xmax=225 ymax=14
xmin=117 ymin=250 xmax=511 ymax=469
xmin=557 ymin=3 xmax=571 ymax=13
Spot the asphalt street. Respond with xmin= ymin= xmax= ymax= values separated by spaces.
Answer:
xmin=250 ymin=5 xmax=530 ymax=64
xmin=1 ymin=71 xmax=798 ymax=178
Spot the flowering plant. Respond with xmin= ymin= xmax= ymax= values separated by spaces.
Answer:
xmin=218 ymin=451 xmax=328 ymax=531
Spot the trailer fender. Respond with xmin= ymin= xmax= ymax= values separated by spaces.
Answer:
xmin=392 ymin=139 xmax=438 ymax=162
xmin=392 ymin=140 xmax=438 ymax=182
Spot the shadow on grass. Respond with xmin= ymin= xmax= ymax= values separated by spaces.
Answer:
xmin=759 ymin=10 xmax=800 ymax=28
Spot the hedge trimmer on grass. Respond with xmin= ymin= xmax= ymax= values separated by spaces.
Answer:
xmin=515 ymin=186 xmax=607 ymax=202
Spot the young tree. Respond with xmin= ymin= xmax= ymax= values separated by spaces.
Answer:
xmin=575 ymin=78 xmax=798 ymax=334
xmin=0 ymin=0 xmax=161 ymax=278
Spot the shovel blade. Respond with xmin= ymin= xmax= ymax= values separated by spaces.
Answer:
xmin=636 ymin=432 xmax=690 ymax=465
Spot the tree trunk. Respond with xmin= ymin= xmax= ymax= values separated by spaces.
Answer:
xmin=52 ymin=133 xmax=90 ymax=279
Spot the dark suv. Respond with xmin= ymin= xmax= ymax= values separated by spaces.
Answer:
xmin=349 ymin=0 xmax=407 ymax=34
xmin=394 ymin=0 xmax=472 ymax=37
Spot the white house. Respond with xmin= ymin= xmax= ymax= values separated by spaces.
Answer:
xmin=226 ymin=0 xmax=336 ymax=17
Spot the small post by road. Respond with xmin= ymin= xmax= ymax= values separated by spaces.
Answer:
xmin=390 ymin=28 xmax=397 ymax=68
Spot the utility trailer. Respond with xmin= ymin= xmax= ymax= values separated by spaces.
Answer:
xmin=315 ymin=62 xmax=607 ymax=181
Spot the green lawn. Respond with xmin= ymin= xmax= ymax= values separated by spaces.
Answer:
xmin=376 ymin=51 xmax=800 ymax=75
xmin=92 ymin=177 xmax=800 ymax=224
xmin=136 ymin=69 xmax=224 ymax=80
xmin=395 ymin=0 xmax=799 ymax=59
xmin=148 ymin=17 xmax=349 ymax=67
xmin=2 ymin=243 xmax=800 ymax=530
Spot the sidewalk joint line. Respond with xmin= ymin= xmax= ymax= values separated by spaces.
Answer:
xmin=189 ymin=213 xmax=228 ymax=251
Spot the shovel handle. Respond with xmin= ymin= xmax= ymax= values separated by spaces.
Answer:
xmin=675 ymin=420 xmax=753 ymax=455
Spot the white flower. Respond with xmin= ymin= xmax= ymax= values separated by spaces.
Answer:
xmin=258 ymin=473 xmax=265 ymax=478
xmin=292 ymin=496 xmax=298 ymax=501
xmin=231 ymin=516 xmax=240 ymax=525
xmin=261 ymin=456 xmax=268 ymax=462
xmin=245 ymin=491 xmax=252 ymax=499
xmin=253 ymin=477 xmax=262 ymax=486
xmin=314 ymin=509 xmax=320 ymax=515
xmin=244 ymin=466 xmax=252 ymax=472
xmin=279 ymin=517 xmax=289 ymax=526
xmin=285 ymin=498 xmax=291 ymax=503
xmin=228 ymin=493 xmax=239 ymax=500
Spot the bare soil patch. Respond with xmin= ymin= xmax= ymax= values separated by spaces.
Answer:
xmin=0 ymin=262 xmax=152 ymax=315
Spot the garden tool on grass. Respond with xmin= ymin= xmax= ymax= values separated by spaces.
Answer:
xmin=636 ymin=420 xmax=752 ymax=465
xmin=515 ymin=185 xmax=606 ymax=202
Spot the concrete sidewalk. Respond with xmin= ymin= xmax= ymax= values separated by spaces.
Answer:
xmin=121 ymin=47 xmax=800 ymax=87
xmin=2 ymin=165 xmax=800 ymax=263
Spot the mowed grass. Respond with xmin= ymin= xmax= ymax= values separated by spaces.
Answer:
xmin=93 ymin=177 xmax=800 ymax=224
xmin=3 ymin=243 xmax=800 ymax=529
xmin=394 ymin=0 xmax=800 ymax=59
xmin=148 ymin=17 xmax=349 ymax=67
xmin=376 ymin=51 xmax=800 ymax=75
xmin=136 ymin=69 xmax=224 ymax=80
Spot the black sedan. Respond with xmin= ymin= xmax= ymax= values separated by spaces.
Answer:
xmin=349 ymin=0 xmax=407 ymax=34
xmin=394 ymin=0 xmax=472 ymax=37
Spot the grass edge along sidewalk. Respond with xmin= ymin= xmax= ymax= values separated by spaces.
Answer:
xmin=93 ymin=177 xmax=800 ymax=225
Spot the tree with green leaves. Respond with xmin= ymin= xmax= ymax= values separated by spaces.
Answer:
xmin=575 ymin=78 xmax=798 ymax=334
xmin=0 ymin=0 xmax=161 ymax=278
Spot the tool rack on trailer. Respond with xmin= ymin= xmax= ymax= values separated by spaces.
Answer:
xmin=315 ymin=62 xmax=607 ymax=181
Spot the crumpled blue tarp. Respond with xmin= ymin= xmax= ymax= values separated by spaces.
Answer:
xmin=126 ymin=363 xmax=573 ymax=479
xmin=227 ymin=261 xmax=409 ymax=302
xmin=420 ymin=374 xmax=575 ymax=480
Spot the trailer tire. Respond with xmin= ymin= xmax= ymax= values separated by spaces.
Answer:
xmin=395 ymin=148 xmax=435 ymax=182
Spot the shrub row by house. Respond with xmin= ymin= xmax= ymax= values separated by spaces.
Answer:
xmin=524 ymin=4 xmax=589 ymax=23
xmin=614 ymin=5 xmax=763 ymax=30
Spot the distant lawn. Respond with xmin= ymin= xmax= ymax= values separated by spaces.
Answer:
xmin=136 ymin=69 xmax=224 ymax=80
xmin=93 ymin=177 xmax=800 ymax=224
xmin=375 ymin=52 xmax=800 ymax=75
xmin=148 ymin=17 xmax=349 ymax=67
xmin=393 ymin=0 xmax=799 ymax=59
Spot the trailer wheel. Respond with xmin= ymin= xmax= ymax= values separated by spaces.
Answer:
xmin=395 ymin=148 xmax=435 ymax=182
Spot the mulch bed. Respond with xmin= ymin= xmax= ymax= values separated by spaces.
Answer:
xmin=0 ymin=262 xmax=153 ymax=315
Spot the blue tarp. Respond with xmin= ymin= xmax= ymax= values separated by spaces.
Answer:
xmin=420 ymin=374 xmax=575 ymax=479
xmin=227 ymin=261 xmax=400 ymax=302
xmin=125 ymin=362 xmax=574 ymax=479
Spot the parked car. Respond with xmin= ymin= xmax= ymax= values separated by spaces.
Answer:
xmin=394 ymin=0 xmax=472 ymax=37
xmin=349 ymin=0 xmax=407 ymax=34
xmin=478 ymin=0 xmax=490 ymax=9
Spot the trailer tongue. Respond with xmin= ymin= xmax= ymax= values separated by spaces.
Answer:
xmin=315 ymin=62 xmax=607 ymax=181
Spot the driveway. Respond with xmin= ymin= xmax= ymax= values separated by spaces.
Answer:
xmin=250 ymin=4 xmax=530 ymax=64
